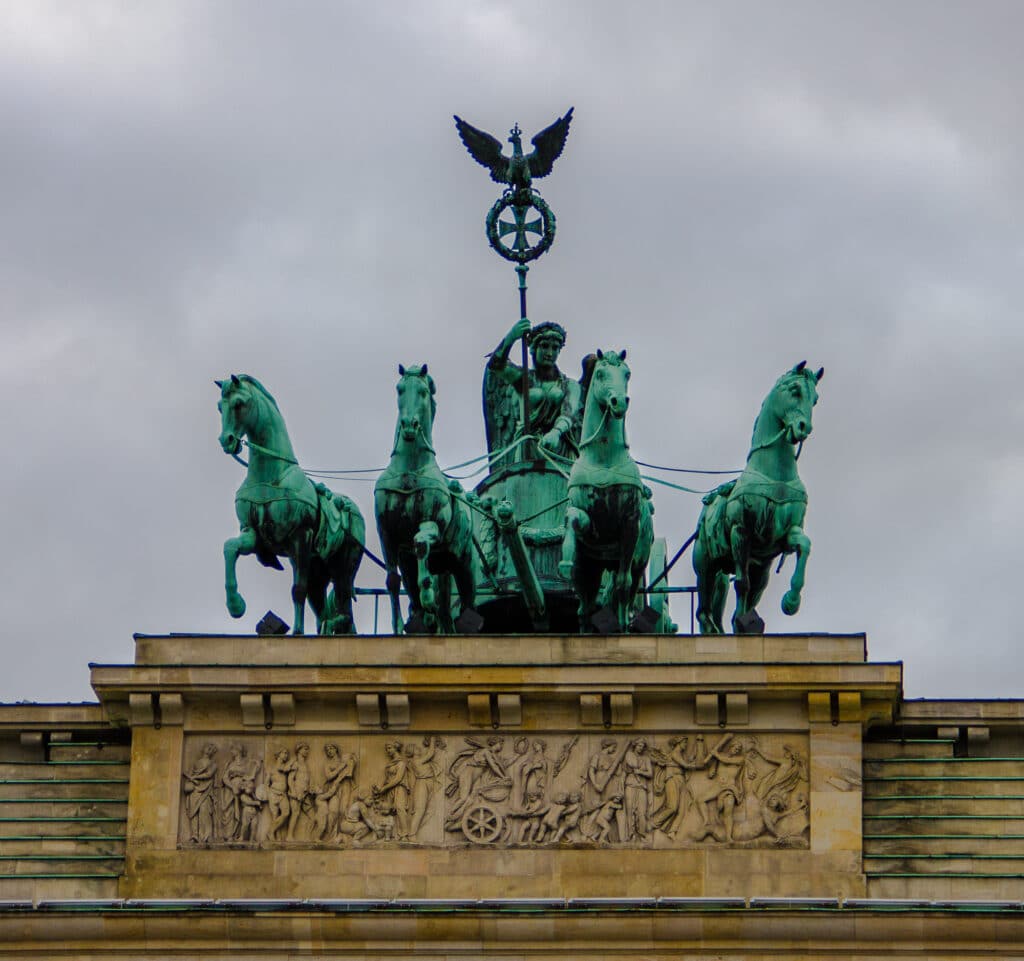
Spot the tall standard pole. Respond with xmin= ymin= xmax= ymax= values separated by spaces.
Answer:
xmin=515 ymin=263 xmax=530 ymax=451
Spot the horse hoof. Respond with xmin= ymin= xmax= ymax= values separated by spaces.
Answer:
xmin=227 ymin=595 xmax=246 ymax=619
xmin=782 ymin=590 xmax=801 ymax=615
xmin=557 ymin=561 xmax=574 ymax=580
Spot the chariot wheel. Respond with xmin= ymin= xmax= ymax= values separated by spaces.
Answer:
xmin=461 ymin=801 xmax=503 ymax=844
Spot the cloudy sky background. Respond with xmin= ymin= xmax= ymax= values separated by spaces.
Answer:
xmin=2 ymin=1 xmax=1022 ymax=702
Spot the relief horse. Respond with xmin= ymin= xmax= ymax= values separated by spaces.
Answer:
xmin=559 ymin=350 xmax=653 ymax=633
xmin=217 ymin=374 xmax=365 ymax=634
xmin=374 ymin=364 xmax=477 ymax=634
xmin=693 ymin=361 xmax=823 ymax=634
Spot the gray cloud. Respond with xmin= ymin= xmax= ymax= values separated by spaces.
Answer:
xmin=2 ymin=1 xmax=1023 ymax=701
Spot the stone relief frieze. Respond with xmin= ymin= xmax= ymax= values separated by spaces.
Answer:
xmin=179 ymin=732 xmax=809 ymax=849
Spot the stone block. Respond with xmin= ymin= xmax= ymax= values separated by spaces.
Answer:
xmin=807 ymin=691 xmax=831 ymax=724
xmin=467 ymin=693 xmax=491 ymax=727
xmin=240 ymin=694 xmax=265 ymax=728
xmin=837 ymin=691 xmax=860 ymax=722
xmin=129 ymin=693 xmax=154 ymax=726
xmin=695 ymin=693 xmax=718 ymax=726
xmin=269 ymin=693 xmax=295 ymax=726
xmin=609 ymin=693 xmax=633 ymax=726
xmin=496 ymin=693 xmax=521 ymax=726
xmin=579 ymin=693 xmax=603 ymax=726
xmin=385 ymin=693 xmax=410 ymax=727
xmin=356 ymin=694 xmax=381 ymax=726
xmin=158 ymin=693 xmax=184 ymax=726
xmin=725 ymin=692 xmax=748 ymax=725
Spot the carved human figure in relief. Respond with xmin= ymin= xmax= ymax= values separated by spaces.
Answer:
xmin=337 ymin=792 xmax=382 ymax=842
xmin=220 ymin=742 xmax=262 ymax=842
xmin=649 ymin=736 xmax=711 ymax=839
xmin=237 ymin=778 xmax=262 ymax=842
xmin=580 ymin=738 xmax=628 ymax=843
xmin=182 ymin=742 xmax=219 ymax=843
xmin=484 ymin=319 xmax=582 ymax=468
xmin=313 ymin=743 xmax=356 ymax=841
xmin=406 ymin=736 xmax=444 ymax=838
xmin=285 ymin=743 xmax=313 ymax=840
xmin=374 ymin=740 xmax=413 ymax=841
xmin=446 ymin=736 xmax=508 ymax=823
xmin=505 ymin=737 xmax=532 ymax=812
xmin=622 ymin=738 xmax=654 ymax=841
xmin=266 ymin=748 xmax=293 ymax=841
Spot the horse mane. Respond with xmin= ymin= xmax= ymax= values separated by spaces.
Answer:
xmin=236 ymin=374 xmax=281 ymax=412
xmin=578 ymin=353 xmax=598 ymax=408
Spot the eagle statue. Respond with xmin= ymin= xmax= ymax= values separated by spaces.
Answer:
xmin=454 ymin=107 xmax=574 ymax=193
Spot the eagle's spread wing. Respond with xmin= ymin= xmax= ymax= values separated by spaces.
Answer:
xmin=528 ymin=107 xmax=574 ymax=179
xmin=454 ymin=115 xmax=508 ymax=184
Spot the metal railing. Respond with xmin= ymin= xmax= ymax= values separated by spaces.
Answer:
xmin=353 ymin=584 xmax=698 ymax=635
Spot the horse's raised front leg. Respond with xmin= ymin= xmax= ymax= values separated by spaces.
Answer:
xmin=224 ymin=528 xmax=257 ymax=619
xmin=289 ymin=529 xmax=314 ymax=635
xmin=414 ymin=521 xmax=441 ymax=633
xmin=782 ymin=526 xmax=811 ymax=616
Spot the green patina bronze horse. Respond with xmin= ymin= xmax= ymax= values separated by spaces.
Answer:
xmin=374 ymin=364 xmax=477 ymax=634
xmin=217 ymin=375 xmax=365 ymax=635
xmin=693 ymin=361 xmax=824 ymax=634
xmin=559 ymin=350 xmax=653 ymax=633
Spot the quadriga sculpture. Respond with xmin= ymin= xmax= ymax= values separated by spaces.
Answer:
xmin=374 ymin=364 xmax=477 ymax=634
xmin=559 ymin=350 xmax=653 ymax=632
xmin=693 ymin=361 xmax=823 ymax=634
xmin=216 ymin=375 xmax=365 ymax=634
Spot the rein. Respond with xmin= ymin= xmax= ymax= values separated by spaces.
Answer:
xmin=578 ymin=405 xmax=609 ymax=449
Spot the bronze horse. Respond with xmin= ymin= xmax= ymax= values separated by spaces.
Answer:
xmin=559 ymin=350 xmax=653 ymax=632
xmin=693 ymin=362 xmax=823 ymax=634
xmin=374 ymin=364 xmax=477 ymax=634
xmin=217 ymin=375 xmax=364 ymax=634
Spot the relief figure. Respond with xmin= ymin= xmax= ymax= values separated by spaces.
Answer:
xmin=220 ymin=742 xmax=262 ymax=842
xmin=580 ymin=738 xmax=628 ymax=843
xmin=287 ymin=742 xmax=314 ymax=840
xmin=182 ymin=743 xmax=219 ymax=843
xmin=265 ymin=748 xmax=293 ymax=841
xmin=406 ymin=736 xmax=445 ymax=838
xmin=373 ymin=740 xmax=413 ymax=840
xmin=313 ymin=743 xmax=356 ymax=840
xmin=622 ymin=737 xmax=654 ymax=841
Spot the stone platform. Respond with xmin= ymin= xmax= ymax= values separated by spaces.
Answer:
xmin=86 ymin=632 xmax=898 ymax=902
xmin=2 ymin=632 xmax=1023 ymax=957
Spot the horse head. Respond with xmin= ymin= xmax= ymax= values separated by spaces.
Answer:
xmin=764 ymin=361 xmax=824 ymax=445
xmin=215 ymin=374 xmax=283 ymax=457
xmin=587 ymin=349 xmax=631 ymax=420
xmin=394 ymin=363 xmax=436 ymax=450
xmin=216 ymin=374 xmax=254 ymax=455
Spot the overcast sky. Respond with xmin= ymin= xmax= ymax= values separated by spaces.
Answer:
xmin=2 ymin=1 xmax=1022 ymax=702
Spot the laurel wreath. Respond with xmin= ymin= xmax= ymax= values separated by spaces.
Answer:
xmin=485 ymin=192 xmax=556 ymax=264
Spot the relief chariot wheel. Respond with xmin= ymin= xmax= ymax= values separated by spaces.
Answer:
xmin=485 ymin=191 xmax=556 ymax=264
xmin=461 ymin=801 xmax=504 ymax=844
